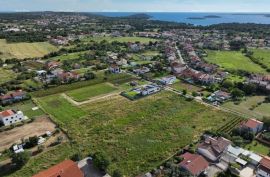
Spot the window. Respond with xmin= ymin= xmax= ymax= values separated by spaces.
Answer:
xmin=10 ymin=121 xmax=12 ymax=124
xmin=19 ymin=118 xmax=22 ymax=120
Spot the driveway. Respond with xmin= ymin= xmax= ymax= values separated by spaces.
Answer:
xmin=78 ymin=158 xmax=105 ymax=177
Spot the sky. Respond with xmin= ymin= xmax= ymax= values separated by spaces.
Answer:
xmin=0 ymin=0 xmax=269 ymax=13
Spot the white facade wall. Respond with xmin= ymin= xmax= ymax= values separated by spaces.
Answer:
xmin=0 ymin=111 xmax=25 ymax=126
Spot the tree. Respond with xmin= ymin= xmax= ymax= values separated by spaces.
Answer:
xmin=84 ymin=71 xmax=96 ymax=80
xmin=222 ymin=80 xmax=234 ymax=89
xmin=11 ymin=151 xmax=30 ymax=167
xmin=243 ymin=83 xmax=256 ymax=95
xmin=182 ymin=89 xmax=187 ymax=95
xmin=93 ymin=152 xmax=110 ymax=172
xmin=112 ymin=169 xmax=123 ymax=177
xmin=231 ymin=88 xmax=244 ymax=99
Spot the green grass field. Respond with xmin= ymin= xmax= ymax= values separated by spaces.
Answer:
xmin=223 ymin=96 xmax=270 ymax=119
xmin=36 ymin=95 xmax=86 ymax=124
xmin=0 ymin=39 xmax=58 ymax=59
xmin=245 ymin=140 xmax=269 ymax=156
xmin=5 ymin=100 xmax=45 ymax=118
xmin=66 ymin=83 xmax=118 ymax=102
xmin=205 ymin=50 xmax=266 ymax=73
xmin=83 ymin=36 xmax=159 ymax=43
xmin=252 ymin=49 xmax=270 ymax=68
xmin=15 ymin=91 xmax=240 ymax=177
xmin=0 ymin=67 xmax=17 ymax=84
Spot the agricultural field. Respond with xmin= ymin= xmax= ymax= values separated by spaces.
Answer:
xmin=83 ymin=36 xmax=159 ymax=43
xmin=66 ymin=83 xmax=118 ymax=102
xmin=0 ymin=67 xmax=17 ymax=84
xmin=205 ymin=50 xmax=266 ymax=73
xmin=0 ymin=39 xmax=58 ymax=59
xmin=18 ymin=91 xmax=240 ymax=177
xmin=252 ymin=49 xmax=270 ymax=68
xmin=222 ymin=96 xmax=270 ymax=119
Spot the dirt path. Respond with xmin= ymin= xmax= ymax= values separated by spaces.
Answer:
xmin=61 ymin=92 xmax=121 ymax=106
xmin=0 ymin=117 xmax=56 ymax=151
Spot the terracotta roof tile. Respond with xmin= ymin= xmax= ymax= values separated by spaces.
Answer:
xmin=32 ymin=160 xmax=83 ymax=177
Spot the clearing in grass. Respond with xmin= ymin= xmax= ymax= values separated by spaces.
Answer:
xmin=222 ymin=96 xmax=270 ymax=119
xmin=0 ymin=67 xmax=17 ymax=84
xmin=205 ymin=50 xmax=266 ymax=73
xmin=36 ymin=95 xmax=86 ymax=124
xmin=66 ymin=83 xmax=118 ymax=102
xmin=0 ymin=39 xmax=58 ymax=59
xmin=252 ymin=49 xmax=270 ymax=68
xmin=27 ymin=91 xmax=240 ymax=177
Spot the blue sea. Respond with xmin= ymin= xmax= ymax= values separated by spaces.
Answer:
xmin=93 ymin=12 xmax=270 ymax=26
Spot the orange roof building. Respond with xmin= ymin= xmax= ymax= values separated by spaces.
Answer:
xmin=32 ymin=160 xmax=83 ymax=177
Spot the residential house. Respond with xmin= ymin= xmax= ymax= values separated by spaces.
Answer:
xmin=241 ymin=119 xmax=264 ymax=134
xmin=207 ymin=90 xmax=231 ymax=103
xmin=158 ymin=75 xmax=177 ymax=85
xmin=109 ymin=64 xmax=121 ymax=74
xmin=57 ymin=71 xmax=80 ymax=83
xmin=133 ymin=67 xmax=150 ymax=75
xmin=179 ymin=152 xmax=209 ymax=177
xmin=141 ymin=85 xmax=161 ymax=96
xmin=0 ymin=109 xmax=25 ymax=126
xmin=45 ymin=61 xmax=62 ymax=71
xmin=33 ymin=160 xmax=84 ymax=177
xmin=257 ymin=156 xmax=270 ymax=177
xmin=0 ymin=90 xmax=27 ymax=105
xmin=171 ymin=62 xmax=187 ymax=74
xmin=197 ymin=136 xmax=231 ymax=162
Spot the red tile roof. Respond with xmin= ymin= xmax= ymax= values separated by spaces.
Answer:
xmin=259 ymin=156 xmax=270 ymax=174
xmin=179 ymin=152 xmax=208 ymax=176
xmin=243 ymin=119 xmax=263 ymax=129
xmin=32 ymin=160 xmax=83 ymax=177
xmin=0 ymin=110 xmax=15 ymax=117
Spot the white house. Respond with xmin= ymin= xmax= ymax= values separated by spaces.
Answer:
xmin=159 ymin=76 xmax=177 ymax=85
xmin=0 ymin=109 xmax=25 ymax=126
xmin=109 ymin=64 xmax=121 ymax=74
xmin=141 ymin=85 xmax=161 ymax=96
xmin=257 ymin=157 xmax=270 ymax=177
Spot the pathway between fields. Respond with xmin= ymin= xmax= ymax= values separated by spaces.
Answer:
xmin=61 ymin=92 xmax=121 ymax=106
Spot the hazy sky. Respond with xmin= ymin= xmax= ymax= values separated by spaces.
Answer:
xmin=0 ymin=0 xmax=269 ymax=12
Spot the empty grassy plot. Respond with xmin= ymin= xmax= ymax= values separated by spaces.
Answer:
xmin=37 ymin=95 xmax=86 ymax=124
xmin=0 ymin=39 xmax=58 ymax=59
xmin=222 ymin=96 xmax=269 ymax=119
xmin=73 ymin=92 xmax=238 ymax=175
xmin=5 ymin=100 xmax=45 ymax=118
xmin=66 ymin=83 xmax=118 ymax=102
xmin=205 ymin=50 xmax=266 ymax=73
xmin=0 ymin=67 xmax=17 ymax=84
xmin=252 ymin=49 xmax=270 ymax=68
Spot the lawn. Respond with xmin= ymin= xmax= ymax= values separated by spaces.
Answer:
xmin=245 ymin=140 xmax=269 ymax=156
xmin=205 ymin=50 xmax=266 ymax=73
xmin=252 ymin=49 xmax=270 ymax=68
xmin=83 ymin=36 xmax=159 ymax=43
xmin=0 ymin=67 xmax=17 ymax=84
xmin=36 ymin=95 xmax=86 ymax=124
xmin=171 ymin=79 xmax=203 ymax=93
xmin=0 ymin=39 xmax=58 ymax=59
xmin=5 ymin=100 xmax=45 ymax=118
xmin=222 ymin=96 xmax=269 ymax=119
xmin=66 ymin=83 xmax=118 ymax=102
xmin=23 ymin=91 xmax=239 ymax=177
xmin=50 ymin=51 xmax=88 ymax=61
